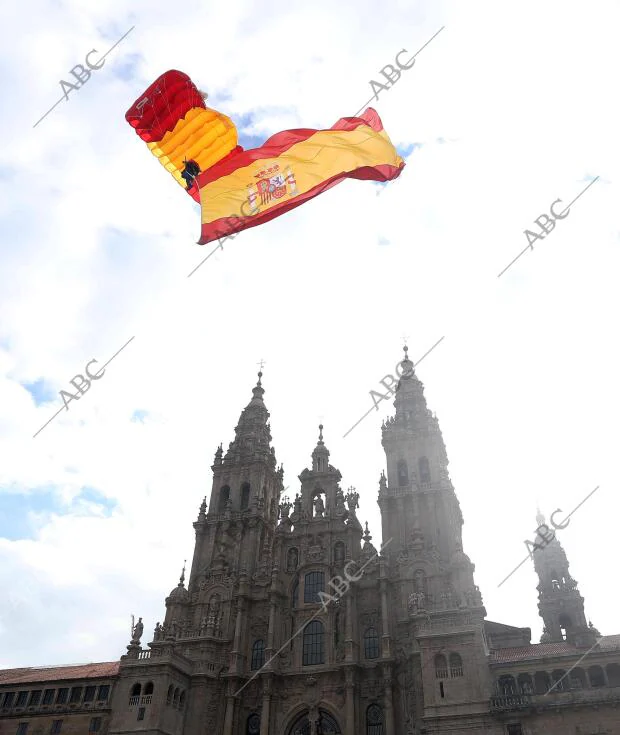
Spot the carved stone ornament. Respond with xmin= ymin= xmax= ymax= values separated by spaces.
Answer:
xmin=306 ymin=545 xmax=324 ymax=563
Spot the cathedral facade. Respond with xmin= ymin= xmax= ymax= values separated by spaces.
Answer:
xmin=1 ymin=350 xmax=619 ymax=735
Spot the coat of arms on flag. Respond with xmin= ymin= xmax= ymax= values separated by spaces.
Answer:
xmin=248 ymin=164 xmax=298 ymax=212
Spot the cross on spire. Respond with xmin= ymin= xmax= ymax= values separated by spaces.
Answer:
xmin=257 ymin=358 xmax=266 ymax=370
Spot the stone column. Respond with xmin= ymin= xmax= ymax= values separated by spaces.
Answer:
xmin=383 ymin=665 xmax=395 ymax=735
xmin=265 ymin=571 xmax=279 ymax=666
xmin=344 ymin=589 xmax=354 ymax=662
xmin=345 ymin=668 xmax=355 ymax=735
xmin=223 ymin=694 xmax=235 ymax=735
xmin=230 ymin=572 xmax=249 ymax=673
xmin=397 ymin=497 xmax=405 ymax=547
xmin=259 ymin=676 xmax=272 ymax=735
xmin=379 ymin=557 xmax=391 ymax=659
xmin=308 ymin=705 xmax=319 ymax=735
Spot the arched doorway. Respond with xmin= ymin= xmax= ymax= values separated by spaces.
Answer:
xmin=287 ymin=709 xmax=342 ymax=734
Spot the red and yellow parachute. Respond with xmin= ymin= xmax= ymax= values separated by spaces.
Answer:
xmin=126 ymin=70 xmax=405 ymax=244
xmin=125 ymin=70 xmax=240 ymax=200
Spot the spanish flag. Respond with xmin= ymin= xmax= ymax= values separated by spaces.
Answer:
xmin=195 ymin=108 xmax=404 ymax=245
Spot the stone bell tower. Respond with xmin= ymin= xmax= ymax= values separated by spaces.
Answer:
xmin=533 ymin=511 xmax=599 ymax=647
xmin=190 ymin=369 xmax=284 ymax=584
xmin=378 ymin=346 xmax=491 ymax=730
xmin=378 ymin=346 xmax=474 ymax=594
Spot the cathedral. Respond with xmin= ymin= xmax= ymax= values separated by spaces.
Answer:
xmin=1 ymin=348 xmax=619 ymax=735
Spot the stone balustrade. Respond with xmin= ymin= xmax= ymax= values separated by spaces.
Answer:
xmin=490 ymin=694 xmax=532 ymax=711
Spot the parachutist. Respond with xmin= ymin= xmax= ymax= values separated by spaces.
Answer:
xmin=181 ymin=160 xmax=201 ymax=190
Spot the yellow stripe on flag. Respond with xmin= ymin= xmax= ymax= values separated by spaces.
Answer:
xmin=200 ymin=124 xmax=403 ymax=225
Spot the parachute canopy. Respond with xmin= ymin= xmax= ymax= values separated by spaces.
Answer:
xmin=125 ymin=70 xmax=238 ymax=194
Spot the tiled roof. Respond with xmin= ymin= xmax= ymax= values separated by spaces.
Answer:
xmin=491 ymin=642 xmax=576 ymax=663
xmin=599 ymin=635 xmax=620 ymax=649
xmin=0 ymin=662 xmax=120 ymax=686
xmin=490 ymin=636 xmax=620 ymax=663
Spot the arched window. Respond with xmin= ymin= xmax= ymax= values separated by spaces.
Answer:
xmin=240 ymin=482 xmax=251 ymax=510
xmin=517 ymin=673 xmax=533 ymax=694
xmin=534 ymin=671 xmax=551 ymax=694
xmin=588 ymin=665 xmax=606 ymax=687
xmin=251 ymin=640 xmax=265 ymax=671
xmin=179 ymin=691 xmax=185 ymax=710
xmin=304 ymin=571 xmax=325 ymax=603
xmin=291 ymin=578 xmax=299 ymax=608
xmin=414 ymin=570 xmax=427 ymax=596
xmin=166 ymin=685 xmax=173 ymax=705
xmin=130 ymin=683 xmax=141 ymax=697
xmin=247 ymin=713 xmax=261 ymax=735
xmin=569 ymin=668 xmax=587 ymax=689
xmin=551 ymin=670 xmax=567 ymax=692
xmin=607 ymin=663 xmax=620 ymax=687
xmin=173 ymin=688 xmax=179 ymax=707
xmin=435 ymin=654 xmax=448 ymax=679
xmin=397 ymin=460 xmax=409 ymax=487
xmin=334 ymin=542 xmax=345 ymax=564
xmin=499 ymin=675 xmax=516 ymax=695
xmin=302 ymin=621 xmax=324 ymax=665
xmin=364 ymin=627 xmax=380 ymax=659
xmin=366 ymin=704 xmax=384 ymax=735
xmin=218 ymin=485 xmax=230 ymax=512
xmin=418 ymin=456 xmax=431 ymax=484
xmin=287 ymin=548 xmax=299 ymax=572
xmin=449 ymin=653 xmax=463 ymax=678
xmin=143 ymin=682 xmax=154 ymax=696
xmin=559 ymin=614 xmax=572 ymax=640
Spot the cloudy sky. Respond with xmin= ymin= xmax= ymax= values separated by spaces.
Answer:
xmin=0 ymin=0 xmax=618 ymax=669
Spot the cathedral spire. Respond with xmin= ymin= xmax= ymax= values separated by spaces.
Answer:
xmin=533 ymin=518 xmax=597 ymax=646
xmin=223 ymin=371 xmax=273 ymax=465
xmin=311 ymin=423 xmax=330 ymax=473
xmin=195 ymin=370 xmax=283 ymax=581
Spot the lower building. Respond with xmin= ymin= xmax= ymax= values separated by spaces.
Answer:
xmin=0 ymin=663 xmax=116 ymax=735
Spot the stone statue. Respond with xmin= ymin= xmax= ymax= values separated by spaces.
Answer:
xmin=131 ymin=616 xmax=144 ymax=643
xmin=345 ymin=489 xmax=359 ymax=511
xmin=287 ymin=547 xmax=299 ymax=571
xmin=335 ymin=489 xmax=346 ymax=516
xmin=279 ymin=497 xmax=292 ymax=519
xmin=314 ymin=495 xmax=325 ymax=518
xmin=153 ymin=621 xmax=163 ymax=640
xmin=408 ymin=592 xmax=419 ymax=614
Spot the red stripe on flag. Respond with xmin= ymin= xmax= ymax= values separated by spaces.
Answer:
xmin=195 ymin=108 xmax=384 ymax=188
xmin=197 ymin=161 xmax=404 ymax=245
